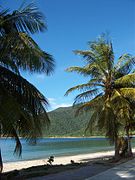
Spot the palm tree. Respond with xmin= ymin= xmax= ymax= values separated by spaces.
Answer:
xmin=65 ymin=35 xmax=135 ymax=159
xmin=0 ymin=3 xmax=54 ymax=172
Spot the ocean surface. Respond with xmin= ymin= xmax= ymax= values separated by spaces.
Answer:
xmin=1 ymin=137 xmax=135 ymax=163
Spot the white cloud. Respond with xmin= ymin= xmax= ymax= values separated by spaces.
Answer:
xmin=48 ymin=98 xmax=56 ymax=102
xmin=53 ymin=103 xmax=72 ymax=109
xmin=48 ymin=98 xmax=72 ymax=111
xmin=36 ymin=74 xmax=46 ymax=80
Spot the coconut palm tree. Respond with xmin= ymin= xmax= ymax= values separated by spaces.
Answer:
xmin=65 ymin=35 xmax=135 ymax=159
xmin=0 ymin=3 xmax=54 ymax=172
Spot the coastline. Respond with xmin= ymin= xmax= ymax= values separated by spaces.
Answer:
xmin=45 ymin=136 xmax=106 ymax=138
xmin=3 ymin=150 xmax=115 ymax=172
xmin=2 ymin=138 xmax=135 ymax=173
xmin=1 ymin=136 xmax=105 ymax=139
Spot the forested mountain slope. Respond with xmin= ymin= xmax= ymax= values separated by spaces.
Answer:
xmin=43 ymin=106 xmax=102 ymax=137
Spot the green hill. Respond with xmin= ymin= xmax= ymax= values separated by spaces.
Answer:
xmin=43 ymin=106 xmax=102 ymax=137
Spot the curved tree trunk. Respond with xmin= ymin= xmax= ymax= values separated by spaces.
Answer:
xmin=114 ymin=136 xmax=120 ymax=160
xmin=117 ymin=127 xmax=133 ymax=158
xmin=127 ymin=136 xmax=133 ymax=157
xmin=126 ymin=127 xmax=133 ymax=157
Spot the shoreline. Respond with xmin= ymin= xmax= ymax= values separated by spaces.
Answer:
xmin=1 ymin=136 xmax=105 ymax=139
xmin=3 ymin=151 xmax=135 ymax=180
xmin=3 ymin=150 xmax=115 ymax=172
xmin=46 ymin=136 xmax=106 ymax=138
xmin=3 ymin=147 xmax=135 ymax=173
xmin=2 ymin=136 xmax=135 ymax=139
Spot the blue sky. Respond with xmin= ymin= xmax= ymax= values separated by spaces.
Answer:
xmin=1 ymin=0 xmax=135 ymax=110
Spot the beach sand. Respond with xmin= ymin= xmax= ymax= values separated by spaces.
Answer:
xmin=3 ymin=148 xmax=135 ymax=173
xmin=3 ymin=150 xmax=115 ymax=172
xmin=3 ymin=149 xmax=135 ymax=180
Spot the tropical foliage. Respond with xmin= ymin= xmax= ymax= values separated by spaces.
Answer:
xmin=0 ymin=3 xmax=54 ymax=172
xmin=65 ymin=35 xmax=135 ymax=159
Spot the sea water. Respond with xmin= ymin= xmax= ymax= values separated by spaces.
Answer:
xmin=1 ymin=137 xmax=135 ymax=163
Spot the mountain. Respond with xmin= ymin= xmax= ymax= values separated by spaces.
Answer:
xmin=43 ymin=106 xmax=102 ymax=137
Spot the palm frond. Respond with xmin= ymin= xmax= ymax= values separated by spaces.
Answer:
xmin=114 ymin=73 xmax=135 ymax=88
xmin=74 ymin=50 xmax=95 ymax=64
xmin=0 ymin=57 xmax=20 ymax=74
xmin=1 ymin=3 xmax=46 ymax=34
xmin=0 ymin=66 xmax=50 ymax=155
xmin=75 ymin=93 xmax=104 ymax=115
xmin=88 ymin=36 xmax=114 ymax=72
xmin=65 ymin=81 xmax=104 ymax=96
xmin=66 ymin=63 xmax=104 ymax=78
xmin=0 ymin=118 xmax=22 ymax=156
xmin=97 ymin=101 xmax=118 ymax=143
xmin=74 ymin=48 xmax=109 ymax=78
xmin=73 ymin=89 xmax=101 ymax=105
xmin=0 ymin=88 xmax=49 ymax=140
xmin=111 ymin=90 xmax=131 ymax=112
xmin=85 ymin=111 xmax=98 ymax=134
xmin=66 ymin=66 xmax=92 ymax=76
xmin=114 ymin=54 xmax=135 ymax=78
xmin=0 ymin=66 xmax=49 ymax=116
xmin=12 ymin=128 xmax=22 ymax=156
xmin=118 ymin=88 xmax=135 ymax=101
xmin=0 ymin=32 xmax=55 ymax=74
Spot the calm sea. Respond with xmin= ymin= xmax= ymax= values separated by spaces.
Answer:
xmin=1 ymin=137 xmax=135 ymax=163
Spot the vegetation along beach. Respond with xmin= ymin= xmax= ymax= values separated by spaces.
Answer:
xmin=0 ymin=0 xmax=135 ymax=179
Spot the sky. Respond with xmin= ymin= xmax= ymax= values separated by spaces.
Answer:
xmin=1 ymin=0 xmax=135 ymax=110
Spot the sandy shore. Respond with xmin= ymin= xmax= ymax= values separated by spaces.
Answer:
xmin=3 ymin=151 xmax=114 ymax=172
xmin=3 ymin=148 xmax=135 ymax=173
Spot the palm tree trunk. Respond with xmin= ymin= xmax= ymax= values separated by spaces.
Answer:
xmin=114 ymin=137 xmax=120 ymax=160
xmin=0 ymin=149 xmax=3 ymax=173
xmin=127 ymin=137 xmax=132 ymax=157
xmin=126 ymin=127 xmax=133 ymax=157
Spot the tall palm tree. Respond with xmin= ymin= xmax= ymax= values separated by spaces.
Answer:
xmin=0 ymin=3 xmax=54 ymax=172
xmin=65 ymin=35 xmax=135 ymax=159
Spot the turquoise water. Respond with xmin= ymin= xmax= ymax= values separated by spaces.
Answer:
xmin=1 ymin=138 xmax=135 ymax=163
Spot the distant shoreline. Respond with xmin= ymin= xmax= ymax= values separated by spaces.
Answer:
xmin=2 ymin=135 xmax=135 ymax=139
xmin=45 ymin=136 xmax=106 ymax=139
xmin=0 ymin=136 xmax=105 ymax=139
